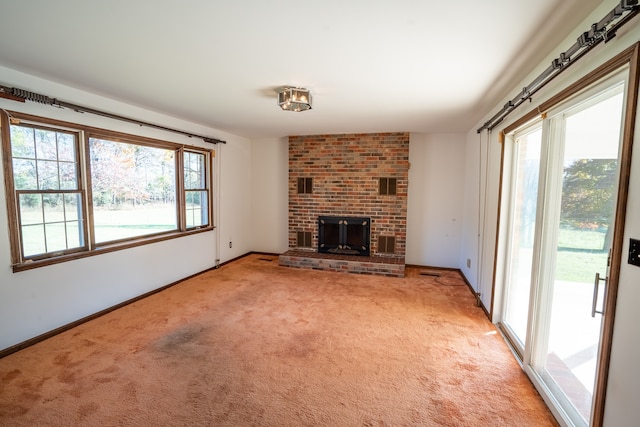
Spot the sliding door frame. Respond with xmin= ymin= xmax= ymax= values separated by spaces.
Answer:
xmin=498 ymin=121 xmax=545 ymax=360
xmin=494 ymin=42 xmax=640 ymax=427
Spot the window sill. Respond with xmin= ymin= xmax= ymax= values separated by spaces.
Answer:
xmin=11 ymin=226 xmax=215 ymax=273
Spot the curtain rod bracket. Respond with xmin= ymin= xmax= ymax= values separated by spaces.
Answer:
xmin=476 ymin=2 xmax=639 ymax=134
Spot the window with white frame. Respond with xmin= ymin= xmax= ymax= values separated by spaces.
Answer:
xmin=2 ymin=112 xmax=213 ymax=271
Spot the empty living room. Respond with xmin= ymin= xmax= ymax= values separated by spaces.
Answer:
xmin=1 ymin=1 xmax=640 ymax=426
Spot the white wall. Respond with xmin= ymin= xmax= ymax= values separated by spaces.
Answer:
xmin=406 ymin=133 xmax=466 ymax=268
xmin=217 ymin=138 xmax=252 ymax=260
xmin=460 ymin=0 xmax=640 ymax=424
xmin=459 ymin=133 xmax=481 ymax=289
xmin=248 ymin=132 xmax=470 ymax=263
xmin=0 ymin=66 xmax=252 ymax=351
xmin=250 ymin=137 xmax=289 ymax=253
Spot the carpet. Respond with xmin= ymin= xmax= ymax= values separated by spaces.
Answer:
xmin=0 ymin=254 xmax=557 ymax=426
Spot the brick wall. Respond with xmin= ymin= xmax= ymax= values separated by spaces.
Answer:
xmin=288 ymin=132 xmax=409 ymax=260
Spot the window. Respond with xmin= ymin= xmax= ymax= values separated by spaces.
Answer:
xmin=184 ymin=151 xmax=209 ymax=229
xmin=378 ymin=177 xmax=397 ymax=195
xmin=297 ymin=177 xmax=312 ymax=194
xmin=89 ymin=137 xmax=178 ymax=243
xmin=10 ymin=124 xmax=87 ymax=258
xmin=2 ymin=112 xmax=213 ymax=271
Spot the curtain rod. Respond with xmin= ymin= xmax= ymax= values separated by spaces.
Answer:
xmin=477 ymin=0 xmax=640 ymax=134
xmin=0 ymin=84 xmax=226 ymax=144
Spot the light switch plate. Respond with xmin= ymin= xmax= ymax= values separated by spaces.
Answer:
xmin=629 ymin=238 xmax=640 ymax=267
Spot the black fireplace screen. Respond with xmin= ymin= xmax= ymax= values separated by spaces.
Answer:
xmin=318 ymin=216 xmax=370 ymax=256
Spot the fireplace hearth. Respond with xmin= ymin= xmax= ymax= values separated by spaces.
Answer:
xmin=318 ymin=216 xmax=370 ymax=256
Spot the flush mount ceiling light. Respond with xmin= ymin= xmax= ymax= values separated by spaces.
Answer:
xmin=277 ymin=87 xmax=312 ymax=111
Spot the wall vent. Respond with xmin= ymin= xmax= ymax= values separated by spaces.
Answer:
xmin=379 ymin=177 xmax=397 ymax=195
xmin=297 ymin=177 xmax=313 ymax=194
xmin=378 ymin=235 xmax=396 ymax=254
xmin=296 ymin=231 xmax=312 ymax=248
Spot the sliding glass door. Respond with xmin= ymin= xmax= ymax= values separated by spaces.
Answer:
xmin=501 ymin=126 xmax=542 ymax=355
xmin=532 ymin=82 xmax=624 ymax=426
xmin=499 ymin=68 xmax=628 ymax=427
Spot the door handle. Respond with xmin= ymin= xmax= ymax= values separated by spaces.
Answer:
xmin=592 ymin=273 xmax=607 ymax=317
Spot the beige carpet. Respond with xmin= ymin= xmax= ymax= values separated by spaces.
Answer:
xmin=0 ymin=254 xmax=557 ymax=426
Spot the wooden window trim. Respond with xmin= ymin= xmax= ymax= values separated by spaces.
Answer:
xmin=182 ymin=149 xmax=212 ymax=230
xmin=1 ymin=110 xmax=215 ymax=273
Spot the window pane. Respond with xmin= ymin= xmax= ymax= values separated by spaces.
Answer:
xmin=10 ymin=126 xmax=36 ymax=158
xmin=65 ymin=221 xmax=82 ymax=248
xmin=90 ymin=138 xmax=177 ymax=243
xmin=45 ymin=222 xmax=68 ymax=252
xmin=12 ymin=159 xmax=37 ymax=190
xmin=503 ymin=128 xmax=542 ymax=348
xmin=22 ymin=224 xmax=46 ymax=257
xmin=64 ymin=194 xmax=81 ymax=221
xmin=43 ymin=194 xmax=64 ymax=223
xmin=57 ymin=133 xmax=76 ymax=162
xmin=35 ymin=129 xmax=58 ymax=161
xmin=186 ymin=190 xmax=208 ymax=228
xmin=37 ymin=160 xmax=59 ymax=189
xmin=184 ymin=151 xmax=205 ymax=190
xmin=19 ymin=194 xmax=43 ymax=225
xmin=59 ymin=162 xmax=78 ymax=189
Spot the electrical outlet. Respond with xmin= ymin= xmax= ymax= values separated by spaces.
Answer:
xmin=467 ymin=258 xmax=471 ymax=269
xmin=229 ymin=241 xmax=232 ymax=249
xmin=629 ymin=238 xmax=640 ymax=267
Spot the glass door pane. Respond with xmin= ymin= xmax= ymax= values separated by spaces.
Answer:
xmin=502 ymin=127 xmax=542 ymax=352
xmin=534 ymin=84 xmax=624 ymax=426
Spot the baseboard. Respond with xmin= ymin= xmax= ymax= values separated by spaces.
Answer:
xmin=405 ymin=264 xmax=457 ymax=271
xmin=0 ymin=256 xmax=252 ymax=359
xmin=1 ymin=253 xmax=489 ymax=358
xmin=407 ymin=264 xmax=491 ymax=318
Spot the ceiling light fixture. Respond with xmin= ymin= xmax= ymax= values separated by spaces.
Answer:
xmin=277 ymin=87 xmax=312 ymax=111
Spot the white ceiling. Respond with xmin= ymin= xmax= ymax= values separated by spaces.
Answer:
xmin=0 ymin=0 xmax=603 ymax=138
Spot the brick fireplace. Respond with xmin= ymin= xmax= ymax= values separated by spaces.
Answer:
xmin=279 ymin=132 xmax=409 ymax=277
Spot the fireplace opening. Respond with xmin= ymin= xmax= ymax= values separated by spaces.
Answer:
xmin=318 ymin=216 xmax=370 ymax=256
